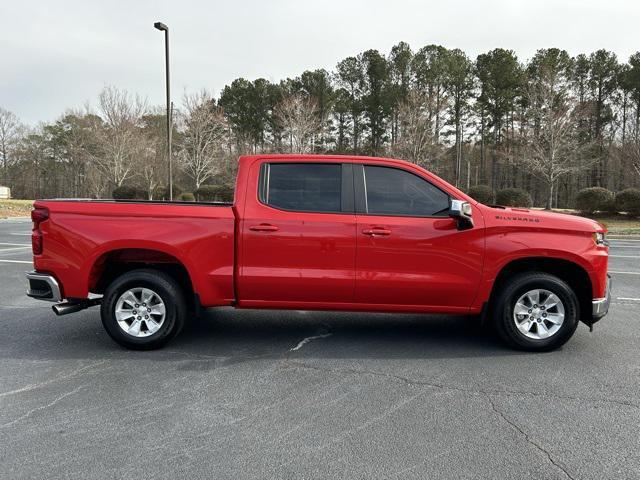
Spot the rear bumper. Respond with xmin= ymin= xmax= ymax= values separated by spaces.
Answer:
xmin=592 ymin=274 xmax=611 ymax=321
xmin=26 ymin=271 xmax=62 ymax=302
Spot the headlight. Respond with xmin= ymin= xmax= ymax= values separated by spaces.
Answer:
xmin=593 ymin=232 xmax=608 ymax=247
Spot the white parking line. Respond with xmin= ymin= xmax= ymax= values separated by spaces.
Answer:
xmin=609 ymin=255 xmax=640 ymax=258
xmin=610 ymin=270 xmax=640 ymax=275
xmin=9 ymin=233 xmax=31 ymax=236
xmin=617 ymin=297 xmax=640 ymax=302
xmin=608 ymin=238 xmax=640 ymax=242
xmin=0 ymin=247 xmax=31 ymax=253
xmin=609 ymin=245 xmax=640 ymax=248
xmin=0 ymin=242 xmax=30 ymax=247
xmin=0 ymin=260 xmax=32 ymax=264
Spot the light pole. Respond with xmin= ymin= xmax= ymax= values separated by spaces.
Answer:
xmin=154 ymin=21 xmax=172 ymax=200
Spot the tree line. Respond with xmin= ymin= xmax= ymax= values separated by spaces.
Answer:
xmin=1 ymin=43 xmax=639 ymax=208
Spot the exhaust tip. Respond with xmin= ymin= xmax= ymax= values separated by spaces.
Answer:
xmin=52 ymin=302 xmax=84 ymax=316
xmin=52 ymin=298 xmax=101 ymax=316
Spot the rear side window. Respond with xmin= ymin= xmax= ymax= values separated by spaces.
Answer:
xmin=364 ymin=165 xmax=449 ymax=216
xmin=260 ymin=163 xmax=342 ymax=213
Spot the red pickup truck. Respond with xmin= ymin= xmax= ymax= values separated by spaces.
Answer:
xmin=26 ymin=154 xmax=610 ymax=351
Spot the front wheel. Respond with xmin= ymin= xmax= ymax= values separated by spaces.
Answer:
xmin=492 ymin=272 xmax=579 ymax=351
xmin=101 ymin=269 xmax=186 ymax=350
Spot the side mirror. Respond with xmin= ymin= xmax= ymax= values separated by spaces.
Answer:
xmin=449 ymin=200 xmax=473 ymax=230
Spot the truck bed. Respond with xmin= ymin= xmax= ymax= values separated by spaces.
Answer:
xmin=32 ymin=199 xmax=237 ymax=306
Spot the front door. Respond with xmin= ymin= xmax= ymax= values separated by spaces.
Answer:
xmin=238 ymin=161 xmax=357 ymax=307
xmin=354 ymin=164 xmax=484 ymax=312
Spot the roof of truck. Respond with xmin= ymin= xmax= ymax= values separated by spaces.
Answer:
xmin=238 ymin=153 xmax=407 ymax=162
xmin=237 ymin=154 xmax=473 ymax=204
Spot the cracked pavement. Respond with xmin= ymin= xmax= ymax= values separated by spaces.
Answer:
xmin=1 ymin=218 xmax=639 ymax=479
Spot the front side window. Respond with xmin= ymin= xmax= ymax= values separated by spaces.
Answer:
xmin=364 ymin=165 xmax=449 ymax=216
xmin=261 ymin=163 xmax=342 ymax=213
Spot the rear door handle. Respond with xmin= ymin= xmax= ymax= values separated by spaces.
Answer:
xmin=249 ymin=224 xmax=279 ymax=232
xmin=362 ymin=228 xmax=391 ymax=236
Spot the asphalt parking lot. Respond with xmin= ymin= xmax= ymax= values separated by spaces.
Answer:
xmin=0 ymin=217 xmax=639 ymax=479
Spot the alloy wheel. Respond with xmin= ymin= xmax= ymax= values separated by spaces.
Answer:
xmin=114 ymin=287 xmax=166 ymax=338
xmin=513 ymin=288 xmax=565 ymax=340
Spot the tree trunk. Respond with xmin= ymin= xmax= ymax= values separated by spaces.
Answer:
xmin=1 ymin=143 xmax=7 ymax=186
xmin=491 ymin=133 xmax=498 ymax=192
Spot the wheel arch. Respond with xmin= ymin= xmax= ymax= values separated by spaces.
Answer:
xmin=87 ymin=247 xmax=198 ymax=310
xmin=488 ymin=257 xmax=592 ymax=323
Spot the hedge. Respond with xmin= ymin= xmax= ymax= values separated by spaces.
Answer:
xmin=467 ymin=185 xmax=494 ymax=204
xmin=575 ymin=187 xmax=614 ymax=214
xmin=153 ymin=185 xmax=182 ymax=200
xmin=112 ymin=185 xmax=147 ymax=200
xmin=178 ymin=192 xmax=196 ymax=202
xmin=495 ymin=188 xmax=533 ymax=208
xmin=194 ymin=185 xmax=234 ymax=202
xmin=615 ymin=188 xmax=640 ymax=216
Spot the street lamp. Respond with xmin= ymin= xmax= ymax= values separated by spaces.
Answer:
xmin=154 ymin=21 xmax=172 ymax=201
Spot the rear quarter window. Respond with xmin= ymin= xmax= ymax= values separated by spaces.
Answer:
xmin=260 ymin=163 xmax=342 ymax=213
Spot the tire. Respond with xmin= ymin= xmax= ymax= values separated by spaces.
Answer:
xmin=492 ymin=272 xmax=579 ymax=352
xmin=100 ymin=269 xmax=186 ymax=350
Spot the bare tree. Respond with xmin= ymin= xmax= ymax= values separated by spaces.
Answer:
xmin=93 ymin=86 xmax=148 ymax=188
xmin=391 ymin=91 xmax=445 ymax=169
xmin=0 ymin=108 xmax=22 ymax=185
xmin=12 ymin=126 xmax=43 ymax=198
xmin=137 ymin=109 xmax=170 ymax=199
xmin=520 ymin=69 xmax=594 ymax=209
xmin=179 ymin=91 xmax=229 ymax=189
xmin=85 ymin=164 xmax=109 ymax=199
xmin=274 ymin=94 xmax=322 ymax=153
xmin=60 ymin=110 xmax=103 ymax=197
xmin=629 ymin=139 xmax=640 ymax=179
xmin=138 ymin=138 xmax=162 ymax=199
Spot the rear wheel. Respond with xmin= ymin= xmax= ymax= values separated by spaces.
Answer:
xmin=492 ymin=272 xmax=579 ymax=351
xmin=101 ymin=269 xmax=186 ymax=350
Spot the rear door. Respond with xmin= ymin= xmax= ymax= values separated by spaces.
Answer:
xmin=354 ymin=164 xmax=484 ymax=311
xmin=238 ymin=161 xmax=357 ymax=306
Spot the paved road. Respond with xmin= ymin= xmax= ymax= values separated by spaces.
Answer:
xmin=0 ymin=217 xmax=638 ymax=479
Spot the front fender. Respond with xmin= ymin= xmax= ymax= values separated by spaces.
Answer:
xmin=472 ymin=228 xmax=605 ymax=309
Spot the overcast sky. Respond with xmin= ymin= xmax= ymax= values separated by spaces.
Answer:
xmin=2 ymin=0 xmax=638 ymax=124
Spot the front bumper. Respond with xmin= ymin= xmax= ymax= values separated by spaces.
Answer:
xmin=592 ymin=274 xmax=611 ymax=321
xmin=26 ymin=271 xmax=62 ymax=302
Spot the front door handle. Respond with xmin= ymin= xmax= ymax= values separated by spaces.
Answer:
xmin=249 ymin=224 xmax=279 ymax=232
xmin=362 ymin=228 xmax=391 ymax=236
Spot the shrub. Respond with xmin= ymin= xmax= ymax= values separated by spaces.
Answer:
xmin=467 ymin=185 xmax=494 ymax=204
xmin=112 ymin=185 xmax=147 ymax=200
xmin=195 ymin=185 xmax=234 ymax=202
xmin=615 ymin=188 xmax=640 ymax=216
xmin=575 ymin=187 xmax=614 ymax=214
xmin=601 ymin=197 xmax=618 ymax=214
xmin=153 ymin=185 xmax=182 ymax=200
xmin=178 ymin=192 xmax=195 ymax=202
xmin=495 ymin=188 xmax=533 ymax=208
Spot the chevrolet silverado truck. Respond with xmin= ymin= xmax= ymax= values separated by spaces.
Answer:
xmin=25 ymin=154 xmax=610 ymax=351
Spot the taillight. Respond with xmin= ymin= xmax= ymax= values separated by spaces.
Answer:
xmin=31 ymin=207 xmax=49 ymax=255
